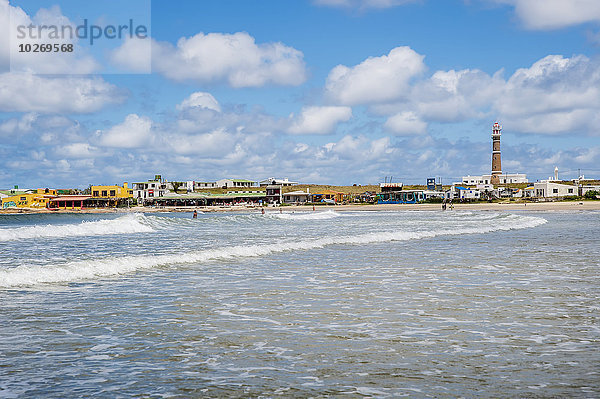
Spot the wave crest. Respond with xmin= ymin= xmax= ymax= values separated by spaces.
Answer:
xmin=0 ymin=214 xmax=546 ymax=288
xmin=0 ymin=213 xmax=153 ymax=241
xmin=271 ymin=210 xmax=342 ymax=220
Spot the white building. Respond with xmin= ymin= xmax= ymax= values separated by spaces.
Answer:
xmin=259 ymin=178 xmax=298 ymax=187
xmin=132 ymin=178 xmax=169 ymax=202
xmin=449 ymin=186 xmax=481 ymax=200
xmin=422 ymin=190 xmax=446 ymax=200
xmin=282 ymin=190 xmax=311 ymax=204
xmin=580 ymin=184 xmax=600 ymax=196
xmin=462 ymin=173 xmax=528 ymax=185
xmin=533 ymin=181 xmax=577 ymax=198
xmin=186 ymin=181 xmax=218 ymax=191
xmin=216 ymin=179 xmax=256 ymax=189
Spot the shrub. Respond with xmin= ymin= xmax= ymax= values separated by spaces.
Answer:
xmin=584 ymin=190 xmax=599 ymax=200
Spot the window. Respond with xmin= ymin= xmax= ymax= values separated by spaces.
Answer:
xmin=93 ymin=191 xmax=99 ymax=197
xmin=568 ymin=189 xmax=573 ymax=194
xmin=553 ymin=189 xmax=558 ymax=194
xmin=20 ymin=197 xmax=26 ymax=201
xmin=110 ymin=190 xmax=116 ymax=196
xmin=102 ymin=190 xmax=108 ymax=196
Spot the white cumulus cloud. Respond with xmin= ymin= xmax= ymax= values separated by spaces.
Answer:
xmin=2 ymin=1 xmax=99 ymax=74
xmin=496 ymin=55 xmax=600 ymax=135
xmin=508 ymin=0 xmax=600 ymax=30
xmin=288 ymin=106 xmax=352 ymax=135
xmin=176 ymin=92 xmax=221 ymax=112
xmin=98 ymin=114 xmax=153 ymax=148
xmin=0 ymin=73 xmax=125 ymax=113
xmin=144 ymin=32 xmax=306 ymax=88
xmin=325 ymin=46 xmax=425 ymax=105
xmin=384 ymin=111 xmax=427 ymax=135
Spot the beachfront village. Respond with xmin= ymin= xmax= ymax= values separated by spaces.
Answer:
xmin=1 ymin=123 xmax=599 ymax=211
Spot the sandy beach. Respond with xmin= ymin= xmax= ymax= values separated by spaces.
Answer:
xmin=1 ymin=200 xmax=599 ymax=214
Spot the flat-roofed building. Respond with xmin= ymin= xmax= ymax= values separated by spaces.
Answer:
xmin=533 ymin=181 xmax=577 ymax=198
xmin=462 ymin=173 xmax=528 ymax=185
xmin=217 ymin=179 xmax=256 ymax=189
xmin=282 ymin=190 xmax=311 ymax=204
xmin=259 ymin=178 xmax=298 ymax=187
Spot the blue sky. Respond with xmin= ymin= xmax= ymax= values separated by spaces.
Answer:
xmin=1 ymin=0 xmax=600 ymax=188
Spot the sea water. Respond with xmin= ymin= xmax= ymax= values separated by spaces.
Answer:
xmin=0 ymin=210 xmax=598 ymax=397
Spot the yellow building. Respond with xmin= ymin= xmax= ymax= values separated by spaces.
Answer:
xmin=89 ymin=182 xmax=133 ymax=207
xmin=36 ymin=188 xmax=58 ymax=195
xmin=1 ymin=192 xmax=54 ymax=208
xmin=91 ymin=183 xmax=133 ymax=199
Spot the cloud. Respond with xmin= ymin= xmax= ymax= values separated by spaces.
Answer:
xmin=325 ymin=46 xmax=425 ymax=105
xmin=384 ymin=111 xmax=427 ymax=135
xmin=120 ymin=32 xmax=307 ymax=87
xmin=496 ymin=55 xmax=600 ymax=135
xmin=0 ymin=73 xmax=125 ymax=113
xmin=326 ymin=135 xmax=393 ymax=160
xmin=56 ymin=143 xmax=99 ymax=159
xmin=98 ymin=114 xmax=153 ymax=148
xmin=1 ymin=1 xmax=99 ymax=74
xmin=109 ymin=37 xmax=152 ymax=74
xmin=364 ymin=52 xmax=600 ymax=137
xmin=176 ymin=92 xmax=221 ymax=112
xmin=166 ymin=129 xmax=235 ymax=156
xmin=506 ymin=0 xmax=600 ymax=30
xmin=313 ymin=0 xmax=419 ymax=10
xmin=0 ymin=113 xmax=37 ymax=135
xmin=288 ymin=106 xmax=352 ymax=134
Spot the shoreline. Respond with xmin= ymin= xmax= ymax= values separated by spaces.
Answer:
xmin=1 ymin=200 xmax=599 ymax=214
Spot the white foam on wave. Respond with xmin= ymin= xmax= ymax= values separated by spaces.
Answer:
xmin=0 ymin=213 xmax=153 ymax=241
xmin=271 ymin=210 xmax=342 ymax=220
xmin=0 ymin=214 xmax=546 ymax=288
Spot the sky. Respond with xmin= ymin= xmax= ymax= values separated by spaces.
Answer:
xmin=1 ymin=0 xmax=600 ymax=188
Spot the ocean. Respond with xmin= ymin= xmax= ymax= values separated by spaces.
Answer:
xmin=0 ymin=209 xmax=598 ymax=397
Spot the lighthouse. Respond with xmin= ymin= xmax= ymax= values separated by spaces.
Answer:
xmin=490 ymin=122 xmax=502 ymax=185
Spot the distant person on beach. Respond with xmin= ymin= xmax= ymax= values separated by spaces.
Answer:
xmin=192 ymin=210 xmax=197 ymax=218
xmin=313 ymin=205 xmax=316 ymax=211
xmin=261 ymin=208 xmax=265 ymax=215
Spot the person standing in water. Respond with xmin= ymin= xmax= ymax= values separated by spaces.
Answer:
xmin=261 ymin=208 xmax=265 ymax=215
xmin=192 ymin=210 xmax=197 ymax=218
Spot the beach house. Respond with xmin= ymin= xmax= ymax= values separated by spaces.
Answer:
xmin=1 ymin=189 xmax=56 ymax=209
xmin=132 ymin=176 xmax=170 ymax=203
xmin=259 ymin=178 xmax=298 ymax=187
xmin=533 ymin=181 xmax=577 ymax=198
xmin=282 ymin=189 xmax=311 ymax=204
xmin=90 ymin=183 xmax=133 ymax=207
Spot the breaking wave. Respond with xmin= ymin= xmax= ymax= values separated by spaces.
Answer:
xmin=0 ymin=214 xmax=153 ymax=241
xmin=0 ymin=214 xmax=546 ymax=288
xmin=271 ymin=210 xmax=342 ymax=220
